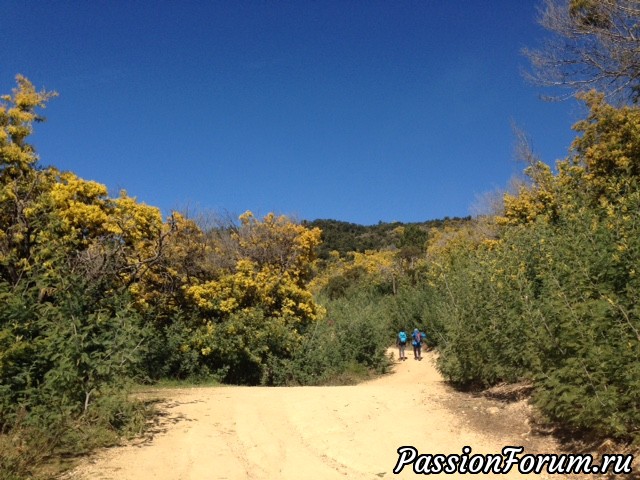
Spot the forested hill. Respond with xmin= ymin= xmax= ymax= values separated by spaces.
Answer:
xmin=303 ymin=217 xmax=471 ymax=258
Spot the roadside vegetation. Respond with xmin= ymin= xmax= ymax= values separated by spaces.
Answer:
xmin=428 ymin=93 xmax=640 ymax=441
xmin=0 ymin=76 xmax=397 ymax=478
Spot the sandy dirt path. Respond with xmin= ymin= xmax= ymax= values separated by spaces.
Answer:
xmin=69 ymin=351 xmax=576 ymax=480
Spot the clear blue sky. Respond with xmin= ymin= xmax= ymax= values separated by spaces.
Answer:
xmin=2 ymin=1 xmax=582 ymax=225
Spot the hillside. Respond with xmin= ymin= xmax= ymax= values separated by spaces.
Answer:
xmin=303 ymin=217 xmax=472 ymax=259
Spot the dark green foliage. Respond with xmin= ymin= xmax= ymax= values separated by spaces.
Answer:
xmin=268 ymin=290 xmax=392 ymax=386
xmin=0 ymin=276 xmax=139 ymax=422
xmin=322 ymin=265 xmax=368 ymax=299
xmin=198 ymin=309 xmax=285 ymax=385
xmin=433 ymin=226 xmax=547 ymax=387
xmin=141 ymin=315 xmax=211 ymax=382
xmin=0 ymin=270 xmax=149 ymax=478
xmin=320 ymin=264 xmax=396 ymax=300
xmin=419 ymin=94 xmax=640 ymax=441
xmin=430 ymin=166 xmax=640 ymax=440
xmin=305 ymin=217 xmax=470 ymax=259
xmin=383 ymin=285 xmax=440 ymax=347
xmin=530 ymin=201 xmax=640 ymax=437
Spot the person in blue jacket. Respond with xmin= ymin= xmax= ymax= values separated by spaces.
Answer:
xmin=411 ymin=328 xmax=423 ymax=360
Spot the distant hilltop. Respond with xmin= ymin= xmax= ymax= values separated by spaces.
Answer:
xmin=302 ymin=216 xmax=472 ymax=259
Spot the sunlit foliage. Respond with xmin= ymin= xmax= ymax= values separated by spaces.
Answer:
xmin=428 ymin=93 xmax=640 ymax=440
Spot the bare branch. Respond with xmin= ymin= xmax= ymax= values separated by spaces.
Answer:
xmin=525 ymin=0 xmax=640 ymax=103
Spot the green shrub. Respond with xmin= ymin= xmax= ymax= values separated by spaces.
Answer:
xmin=266 ymin=289 xmax=392 ymax=386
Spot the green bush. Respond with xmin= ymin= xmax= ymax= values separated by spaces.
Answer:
xmin=0 ymin=266 xmax=149 ymax=478
xmin=267 ymin=290 xmax=392 ymax=386
xmin=141 ymin=314 xmax=213 ymax=382
xmin=429 ymin=154 xmax=640 ymax=439
xmin=383 ymin=284 xmax=442 ymax=347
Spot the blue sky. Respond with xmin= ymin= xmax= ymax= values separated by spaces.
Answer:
xmin=2 ymin=1 xmax=582 ymax=225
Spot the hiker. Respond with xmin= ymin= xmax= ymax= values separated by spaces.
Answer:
xmin=411 ymin=328 xmax=423 ymax=360
xmin=397 ymin=329 xmax=408 ymax=361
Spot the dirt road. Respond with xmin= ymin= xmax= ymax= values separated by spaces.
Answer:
xmin=69 ymin=351 xmax=571 ymax=479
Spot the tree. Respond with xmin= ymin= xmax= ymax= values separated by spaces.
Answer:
xmin=524 ymin=0 xmax=640 ymax=103
xmin=154 ymin=212 xmax=325 ymax=384
xmin=396 ymin=224 xmax=428 ymax=271
xmin=1 ymin=76 xmax=57 ymax=286
xmin=0 ymin=75 xmax=166 ymax=440
xmin=0 ymin=75 xmax=57 ymax=178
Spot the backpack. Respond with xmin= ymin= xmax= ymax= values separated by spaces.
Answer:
xmin=398 ymin=331 xmax=407 ymax=343
xmin=413 ymin=331 xmax=422 ymax=345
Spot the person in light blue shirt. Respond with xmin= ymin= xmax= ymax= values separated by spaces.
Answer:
xmin=396 ymin=329 xmax=408 ymax=361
